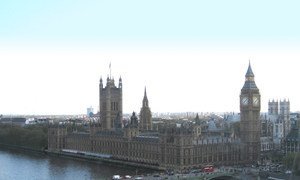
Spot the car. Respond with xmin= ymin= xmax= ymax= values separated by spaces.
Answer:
xmin=153 ymin=174 xmax=160 ymax=177
xmin=112 ymin=175 xmax=121 ymax=180
xmin=125 ymin=175 xmax=132 ymax=179
xmin=166 ymin=170 xmax=174 ymax=175
xmin=135 ymin=177 xmax=143 ymax=180
xmin=285 ymin=170 xmax=292 ymax=174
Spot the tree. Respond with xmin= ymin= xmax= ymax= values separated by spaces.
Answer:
xmin=283 ymin=153 xmax=300 ymax=175
xmin=0 ymin=124 xmax=48 ymax=150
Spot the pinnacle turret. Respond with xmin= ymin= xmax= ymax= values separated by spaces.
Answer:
xmin=100 ymin=77 xmax=103 ymax=89
xmin=119 ymin=76 xmax=122 ymax=88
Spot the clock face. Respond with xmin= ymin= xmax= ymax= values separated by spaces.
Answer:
xmin=242 ymin=97 xmax=249 ymax=105
xmin=253 ymin=96 xmax=259 ymax=106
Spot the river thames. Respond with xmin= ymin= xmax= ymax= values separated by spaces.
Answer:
xmin=0 ymin=148 xmax=155 ymax=180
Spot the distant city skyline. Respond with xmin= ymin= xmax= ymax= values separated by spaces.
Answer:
xmin=0 ymin=1 xmax=300 ymax=115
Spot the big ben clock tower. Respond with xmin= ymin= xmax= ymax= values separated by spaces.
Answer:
xmin=240 ymin=62 xmax=261 ymax=164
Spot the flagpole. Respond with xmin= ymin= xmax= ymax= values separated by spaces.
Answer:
xmin=109 ymin=62 xmax=111 ymax=79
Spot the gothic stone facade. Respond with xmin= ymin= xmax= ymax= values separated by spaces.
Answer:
xmin=99 ymin=76 xmax=123 ymax=130
xmin=48 ymin=122 xmax=243 ymax=170
xmin=48 ymin=64 xmax=261 ymax=170
xmin=240 ymin=63 xmax=261 ymax=164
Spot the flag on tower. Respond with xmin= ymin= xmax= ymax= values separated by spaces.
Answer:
xmin=109 ymin=62 xmax=111 ymax=78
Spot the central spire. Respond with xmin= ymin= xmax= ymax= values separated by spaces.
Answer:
xmin=143 ymin=87 xmax=149 ymax=107
xmin=139 ymin=86 xmax=152 ymax=131
xmin=144 ymin=87 xmax=147 ymax=98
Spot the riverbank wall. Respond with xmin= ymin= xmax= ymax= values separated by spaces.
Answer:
xmin=0 ymin=143 xmax=162 ymax=171
xmin=45 ymin=150 xmax=163 ymax=171
xmin=0 ymin=143 xmax=45 ymax=154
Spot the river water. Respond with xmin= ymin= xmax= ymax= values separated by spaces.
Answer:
xmin=0 ymin=148 xmax=155 ymax=180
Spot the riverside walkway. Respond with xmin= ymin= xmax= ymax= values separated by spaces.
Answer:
xmin=132 ymin=171 xmax=235 ymax=180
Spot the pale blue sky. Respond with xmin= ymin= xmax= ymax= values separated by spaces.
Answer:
xmin=1 ymin=0 xmax=300 ymax=42
xmin=0 ymin=1 xmax=300 ymax=115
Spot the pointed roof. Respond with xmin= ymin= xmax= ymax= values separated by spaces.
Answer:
xmin=195 ymin=113 xmax=199 ymax=120
xmin=245 ymin=61 xmax=254 ymax=77
xmin=130 ymin=111 xmax=138 ymax=127
xmin=242 ymin=61 xmax=258 ymax=90
xmin=195 ymin=113 xmax=202 ymax=125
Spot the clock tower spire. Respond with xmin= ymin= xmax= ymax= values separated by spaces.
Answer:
xmin=240 ymin=62 xmax=261 ymax=164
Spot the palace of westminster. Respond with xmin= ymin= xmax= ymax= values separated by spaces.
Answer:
xmin=48 ymin=64 xmax=268 ymax=170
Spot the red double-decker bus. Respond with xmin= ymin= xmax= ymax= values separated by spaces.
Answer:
xmin=203 ymin=165 xmax=214 ymax=172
